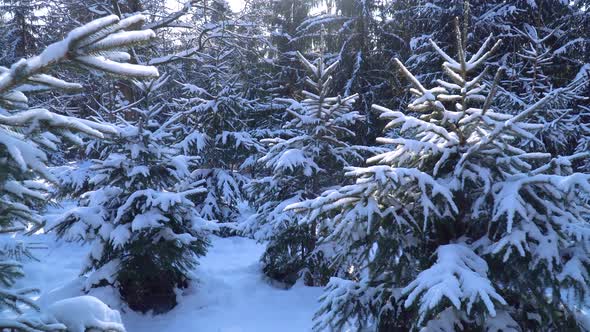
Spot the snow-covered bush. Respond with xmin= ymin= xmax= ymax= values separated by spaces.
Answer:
xmin=49 ymin=76 xmax=216 ymax=314
xmin=0 ymin=14 xmax=157 ymax=331
xmin=290 ymin=21 xmax=590 ymax=331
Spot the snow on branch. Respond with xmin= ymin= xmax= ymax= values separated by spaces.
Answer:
xmin=290 ymin=166 xmax=457 ymax=232
xmin=429 ymin=35 xmax=501 ymax=74
xmin=403 ymin=244 xmax=506 ymax=323
xmin=456 ymin=85 xmax=581 ymax=171
xmin=374 ymin=105 xmax=458 ymax=144
xmin=0 ymin=108 xmax=116 ymax=138
xmin=0 ymin=14 xmax=158 ymax=97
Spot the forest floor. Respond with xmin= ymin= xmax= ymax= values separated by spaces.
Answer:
xmin=16 ymin=231 xmax=322 ymax=331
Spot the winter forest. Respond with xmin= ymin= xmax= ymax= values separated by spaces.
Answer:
xmin=0 ymin=0 xmax=589 ymax=331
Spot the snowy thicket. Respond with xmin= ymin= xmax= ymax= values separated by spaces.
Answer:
xmin=0 ymin=13 xmax=157 ymax=331
xmin=290 ymin=21 xmax=590 ymax=331
xmin=48 ymin=76 xmax=216 ymax=314
xmin=241 ymin=33 xmax=369 ymax=286
xmin=1 ymin=0 xmax=589 ymax=330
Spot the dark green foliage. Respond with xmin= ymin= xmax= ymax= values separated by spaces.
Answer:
xmin=261 ymin=224 xmax=334 ymax=286
xmin=116 ymin=227 xmax=208 ymax=313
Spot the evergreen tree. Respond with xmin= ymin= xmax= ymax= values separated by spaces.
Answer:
xmin=48 ymin=76 xmax=215 ymax=314
xmin=237 ymin=0 xmax=312 ymax=176
xmin=0 ymin=14 xmax=158 ymax=331
xmin=172 ymin=1 xmax=267 ymax=231
xmin=246 ymin=0 xmax=317 ymax=98
xmin=242 ymin=33 xmax=367 ymax=287
xmin=295 ymin=0 xmax=398 ymax=144
xmin=290 ymin=20 xmax=590 ymax=331
xmin=175 ymin=49 xmax=262 ymax=229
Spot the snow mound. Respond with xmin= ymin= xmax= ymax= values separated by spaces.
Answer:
xmin=46 ymin=296 xmax=125 ymax=332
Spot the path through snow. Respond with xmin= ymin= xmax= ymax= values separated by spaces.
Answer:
xmin=125 ymin=236 xmax=322 ymax=331
xmin=19 ymin=234 xmax=322 ymax=332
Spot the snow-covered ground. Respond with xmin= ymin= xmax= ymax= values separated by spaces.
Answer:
xmin=16 ymin=234 xmax=322 ymax=332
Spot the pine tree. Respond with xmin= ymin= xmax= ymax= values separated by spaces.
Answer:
xmin=290 ymin=20 xmax=590 ymax=331
xmin=0 ymin=14 xmax=158 ymax=331
xmin=238 ymin=0 xmax=313 ymax=178
xmin=48 ymin=76 xmax=215 ymax=314
xmin=242 ymin=33 xmax=367 ymax=287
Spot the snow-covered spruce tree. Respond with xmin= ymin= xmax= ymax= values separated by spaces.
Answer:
xmin=242 ymin=37 xmax=367 ymax=287
xmin=293 ymin=0 xmax=401 ymax=146
xmin=48 ymin=76 xmax=215 ymax=314
xmin=175 ymin=48 xmax=263 ymax=231
xmin=289 ymin=21 xmax=590 ymax=331
xmin=0 ymin=14 xmax=157 ymax=331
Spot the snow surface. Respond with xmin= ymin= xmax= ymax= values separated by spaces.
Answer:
xmin=17 ymin=231 xmax=322 ymax=332
xmin=124 ymin=236 xmax=322 ymax=332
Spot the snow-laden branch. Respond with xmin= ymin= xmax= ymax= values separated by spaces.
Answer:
xmin=0 ymin=14 xmax=158 ymax=97
xmin=403 ymin=244 xmax=506 ymax=323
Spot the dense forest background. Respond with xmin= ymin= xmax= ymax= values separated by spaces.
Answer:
xmin=1 ymin=0 xmax=590 ymax=331
xmin=3 ymin=0 xmax=588 ymax=149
